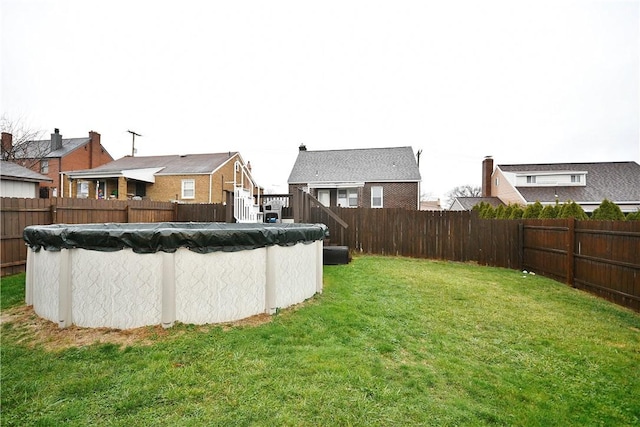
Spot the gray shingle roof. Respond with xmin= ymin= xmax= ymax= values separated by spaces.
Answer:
xmin=69 ymin=152 xmax=239 ymax=175
xmin=498 ymin=162 xmax=640 ymax=203
xmin=288 ymin=146 xmax=421 ymax=184
xmin=451 ymin=197 xmax=504 ymax=210
xmin=0 ymin=160 xmax=53 ymax=182
xmin=15 ymin=137 xmax=91 ymax=159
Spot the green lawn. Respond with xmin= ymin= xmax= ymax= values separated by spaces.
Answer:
xmin=1 ymin=256 xmax=639 ymax=426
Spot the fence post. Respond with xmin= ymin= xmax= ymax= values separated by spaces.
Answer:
xmin=567 ymin=217 xmax=575 ymax=286
xmin=518 ymin=221 xmax=524 ymax=270
xmin=292 ymin=189 xmax=301 ymax=223
xmin=49 ymin=198 xmax=57 ymax=224
xmin=291 ymin=190 xmax=297 ymax=223
xmin=225 ymin=190 xmax=234 ymax=223
xmin=173 ymin=202 xmax=179 ymax=221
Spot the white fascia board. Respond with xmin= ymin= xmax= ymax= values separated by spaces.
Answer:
xmin=515 ymin=170 xmax=588 ymax=177
xmin=67 ymin=167 xmax=163 ymax=183
xmin=307 ymin=182 xmax=365 ymax=189
xmin=66 ymin=171 xmax=123 ymax=180
xmin=2 ymin=176 xmax=52 ymax=183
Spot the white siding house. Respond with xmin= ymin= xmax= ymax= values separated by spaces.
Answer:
xmin=0 ymin=161 xmax=53 ymax=198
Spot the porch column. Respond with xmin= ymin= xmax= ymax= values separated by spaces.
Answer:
xmin=118 ymin=177 xmax=127 ymax=200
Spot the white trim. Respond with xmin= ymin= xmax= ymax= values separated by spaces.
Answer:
xmin=307 ymin=182 xmax=365 ymax=189
xmin=209 ymin=171 xmax=213 ymax=203
xmin=67 ymin=167 xmax=163 ymax=183
xmin=515 ymin=170 xmax=588 ymax=177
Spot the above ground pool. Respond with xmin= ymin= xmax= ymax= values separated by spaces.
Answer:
xmin=23 ymin=222 xmax=327 ymax=329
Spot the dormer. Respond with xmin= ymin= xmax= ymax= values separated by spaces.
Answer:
xmin=515 ymin=171 xmax=587 ymax=187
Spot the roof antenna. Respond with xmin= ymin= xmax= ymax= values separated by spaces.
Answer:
xmin=127 ymin=130 xmax=142 ymax=156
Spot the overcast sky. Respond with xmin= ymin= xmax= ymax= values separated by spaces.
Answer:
xmin=2 ymin=0 xmax=638 ymax=202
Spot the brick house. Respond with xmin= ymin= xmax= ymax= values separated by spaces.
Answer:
xmin=288 ymin=145 xmax=421 ymax=209
xmin=1 ymin=129 xmax=114 ymax=198
xmin=450 ymin=156 xmax=640 ymax=213
xmin=65 ymin=152 xmax=256 ymax=203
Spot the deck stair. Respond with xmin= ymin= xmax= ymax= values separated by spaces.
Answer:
xmin=233 ymin=161 xmax=263 ymax=223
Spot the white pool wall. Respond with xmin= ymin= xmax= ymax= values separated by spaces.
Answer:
xmin=25 ymin=241 xmax=323 ymax=329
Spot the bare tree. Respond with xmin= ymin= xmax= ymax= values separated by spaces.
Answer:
xmin=1 ymin=114 xmax=47 ymax=168
xmin=445 ymin=184 xmax=482 ymax=206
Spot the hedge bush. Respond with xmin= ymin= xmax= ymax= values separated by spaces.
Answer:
xmin=592 ymin=199 xmax=626 ymax=220
xmin=473 ymin=199 xmax=629 ymax=221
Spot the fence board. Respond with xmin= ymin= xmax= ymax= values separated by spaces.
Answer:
xmin=1 ymin=198 xmax=53 ymax=276
xmin=522 ymin=219 xmax=569 ymax=282
xmin=1 ymin=197 xmax=177 ymax=276
xmin=176 ymin=203 xmax=228 ymax=223
xmin=572 ymin=220 xmax=640 ymax=311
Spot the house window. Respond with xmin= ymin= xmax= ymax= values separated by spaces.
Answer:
xmin=526 ymin=175 xmax=536 ymax=184
xmin=77 ymin=181 xmax=89 ymax=198
xmin=181 ymin=179 xmax=195 ymax=199
xmin=40 ymin=160 xmax=49 ymax=174
xmin=371 ymin=186 xmax=383 ymax=208
xmin=337 ymin=188 xmax=358 ymax=207
xmin=135 ymin=182 xmax=147 ymax=197
xmin=571 ymin=175 xmax=581 ymax=183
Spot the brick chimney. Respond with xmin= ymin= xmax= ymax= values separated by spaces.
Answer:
xmin=299 ymin=143 xmax=307 ymax=151
xmin=51 ymin=128 xmax=63 ymax=151
xmin=89 ymin=131 xmax=101 ymax=167
xmin=482 ymin=156 xmax=493 ymax=197
xmin=1 ymin=132 xmax=12 ymax=156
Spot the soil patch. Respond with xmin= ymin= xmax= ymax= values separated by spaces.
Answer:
xmin=1 ymin=305 xmax=273 ymax=351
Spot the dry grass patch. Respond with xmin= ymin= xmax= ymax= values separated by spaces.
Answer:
xmin=1 ymin=304 xmax=273 ymax=351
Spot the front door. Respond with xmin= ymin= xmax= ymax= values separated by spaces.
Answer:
xmin=318 ymin=190 xmax=330 ymax=207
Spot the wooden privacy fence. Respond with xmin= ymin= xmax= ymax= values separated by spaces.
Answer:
xmin=315 ymin=208 xmax=522 ymax=268
xmin=317 ymin=208 xmax=472 ymax=259
xmin=523 ymin=218 xmax=640 ymax=311
xmin=1 ymin=197 xmax=176 ymax=276
xmin=2 ymin=197 xmax=639 ymax=311
xmin=314 ymin=207 xmax=639 ymax=311
xmin=176 ymin=202 xmax=229 ymax=223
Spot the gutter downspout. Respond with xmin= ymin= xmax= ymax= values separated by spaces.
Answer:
xmin=209 ymin=170 xmax=214 ymax=203
xmin=59 ymin=157 xmax=63 ymax=197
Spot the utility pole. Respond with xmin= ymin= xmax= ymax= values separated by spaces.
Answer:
xmin=127 ymin=130 xmax=142 ymax=157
